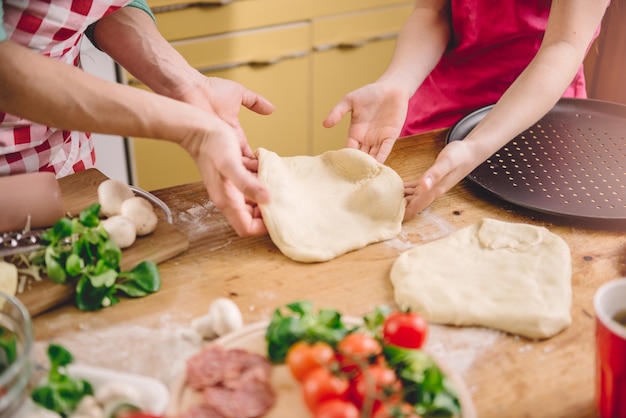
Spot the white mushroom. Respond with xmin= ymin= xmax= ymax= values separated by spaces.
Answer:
xmin=101 ymin=215 xmax=136 ymax=249
xmin=119 ymin=197 xmax=158 ymax=236
xmin=191 ymin=298 xmax=243 ymax=340
xmin=212 ymin=298 xmax=244 ymax=337
xmin=98 ymin=179 xmax=134 ymax=217
xmin=191 ymin=313 xmax=218 ymax=340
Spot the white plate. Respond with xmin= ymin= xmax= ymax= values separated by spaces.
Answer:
xmin=168 ymin=320 xmax=477 ymax=418
xmin=17 ymin=364 xmax=169 ymax=416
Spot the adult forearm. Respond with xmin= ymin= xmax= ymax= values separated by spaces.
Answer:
xmin=0 ymin=40 xmax=207 ymax=148
xmin=91 ymin=7 xmax=198 ymax=102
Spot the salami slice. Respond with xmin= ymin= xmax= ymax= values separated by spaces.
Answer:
xmin=183 ymin=344 xmax=276 ymax=418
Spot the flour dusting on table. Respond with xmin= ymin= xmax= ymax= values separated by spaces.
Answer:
xmin=426 ymin=324 xmax=501 ymax=376
xmin=386 ymin=208 xmax=457 ymax=251
xmin=176 ymin=200 xmax=236 ymax=250
xmin=34 ymin=317 xmax=203 ymax=385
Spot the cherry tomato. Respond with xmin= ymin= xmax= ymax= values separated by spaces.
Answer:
xmin=301 ymin=367 xmax=350 ymax=411
xmin=286 ymin=341 xmax=336 ymax=382
xmin=337 ymin=332 xmax=382 ymax=372
xmin=350 ymin=364 xmax=401 ymax=411
xmin=382 ymin=311 xmax=428 ymax=349
xmin=373 ymin=401 xmax=421 ymax=418
xmin=313 ymin=399 xmax=360 ymax=418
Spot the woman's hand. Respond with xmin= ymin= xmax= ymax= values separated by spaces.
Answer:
xmin=323 ymin=81 xmax=410 ymax=163
xmin=180 ymin=115 xmax=270 ymax=237
xmin=176 ymin=75 xmax=275 ymax=158
xmin=174 ymin=76 xmax=275 ymax=236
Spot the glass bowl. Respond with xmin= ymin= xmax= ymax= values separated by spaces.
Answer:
xmin=0 ymin=291 xmax=33 ymax=417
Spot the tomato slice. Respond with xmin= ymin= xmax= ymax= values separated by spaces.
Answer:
xmin=382 ymin=311 xmax=428 ymax=349
xmin=286 ymin=340 xmax=336 ymax=382
xmin=301 ymin=367 xmax=350 ymax=411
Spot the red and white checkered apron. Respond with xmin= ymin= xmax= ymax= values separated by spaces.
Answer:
xmin=0 ymin=0 xmax=129 ymax=177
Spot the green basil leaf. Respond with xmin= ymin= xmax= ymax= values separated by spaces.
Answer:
xmin=75 ymin=276 xmax=114 ymax=311
xmin=45 ymin=250 xmax=67 ymax=285
xmin=65 ymin=254 xmax=84 ymax=277
xmin=97 ymin=239 xmax=122 ymax=268
xmin=79 ymin=203 xmax=101 ymax=228
xmin=117 ymin=261 xmax=161 ymax=293
xmin=87 ymin=269 xmax=117 ymax=289
xmin=114 ymin=282 xmax=150 ymax=298
xmin=48 ymin=343 xmax=74 ymax=369
xmin=41 ymin=217 xmax=73 ymax=245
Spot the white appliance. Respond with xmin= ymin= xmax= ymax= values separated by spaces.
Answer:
xmin=80 ymin=38 xmax=131 ymax=184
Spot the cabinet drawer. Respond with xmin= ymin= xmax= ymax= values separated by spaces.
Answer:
xmin=126 ymin=22 xmax=309 ymax=83
xmin=312 ymin=3 xmax=412 ymax=49
xmin=172 ymin=23 xmax=309 ymax=74
xmin=152 ymin=0 xmax=310 ymax=41
xmin=151 ymin=0 xmax=412 ymax=42
xmin=149 ymin=0 xmax=411 ymax=12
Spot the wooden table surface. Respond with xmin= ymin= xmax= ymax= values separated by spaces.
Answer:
xmin=32 ymin=129 xmax=624 ymax=418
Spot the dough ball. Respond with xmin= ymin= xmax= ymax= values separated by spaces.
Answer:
xmin=390 ymin=218 xmax=572 ymax=339
xmin=256 ymin=148 xmax=405 ymax=262
xmin=98 ymin=179 xmax=134 ymax=217
xmin=101 ymin=215 xmax=137 ymax=249
xmin=120 ymin=197 xmax=158 ymax=236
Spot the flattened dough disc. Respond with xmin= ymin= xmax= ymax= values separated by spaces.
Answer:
xmin=390 ymin=218 xmax=572 ymax=339
xmin=257 ymin=148 xmax=405 ymax=263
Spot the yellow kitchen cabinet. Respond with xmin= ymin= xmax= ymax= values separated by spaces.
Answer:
xmin=128 ymin=23 xmax=310 ymax=191
xmin=311 ymin=4 xmax=413 ymax=154
xmin=150 ymin=0 xmax=411 ymax=41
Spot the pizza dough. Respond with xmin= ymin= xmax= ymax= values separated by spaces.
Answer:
xmin=390 ymin=218 xmax=572 ymax=339
xmin=256 ymin=148 xmax=405 ymax=263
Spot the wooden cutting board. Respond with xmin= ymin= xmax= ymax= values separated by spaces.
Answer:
xmin=16 ymin=169 xmax=190 ymax=316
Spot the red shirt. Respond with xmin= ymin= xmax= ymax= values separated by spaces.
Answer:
xmin=401 ymin=0 xmax=601 ymax=136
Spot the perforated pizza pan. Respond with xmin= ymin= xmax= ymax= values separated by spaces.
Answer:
xmin=446 ymin=98 xmax=626 ymax=225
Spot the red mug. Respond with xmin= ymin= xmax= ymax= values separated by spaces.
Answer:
xmin=594 ymin=278 xmax=626 ymax=418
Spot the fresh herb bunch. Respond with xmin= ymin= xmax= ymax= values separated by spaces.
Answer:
xmin=31 ymin=344 xmax=93 ymax=417
xmin=265 ymin=300 xmax=352 ymax=363
xmin=35 ymin=203 xmax=161 ymax=311
xmin=265 ymin=301 xmax=461 ymax=418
